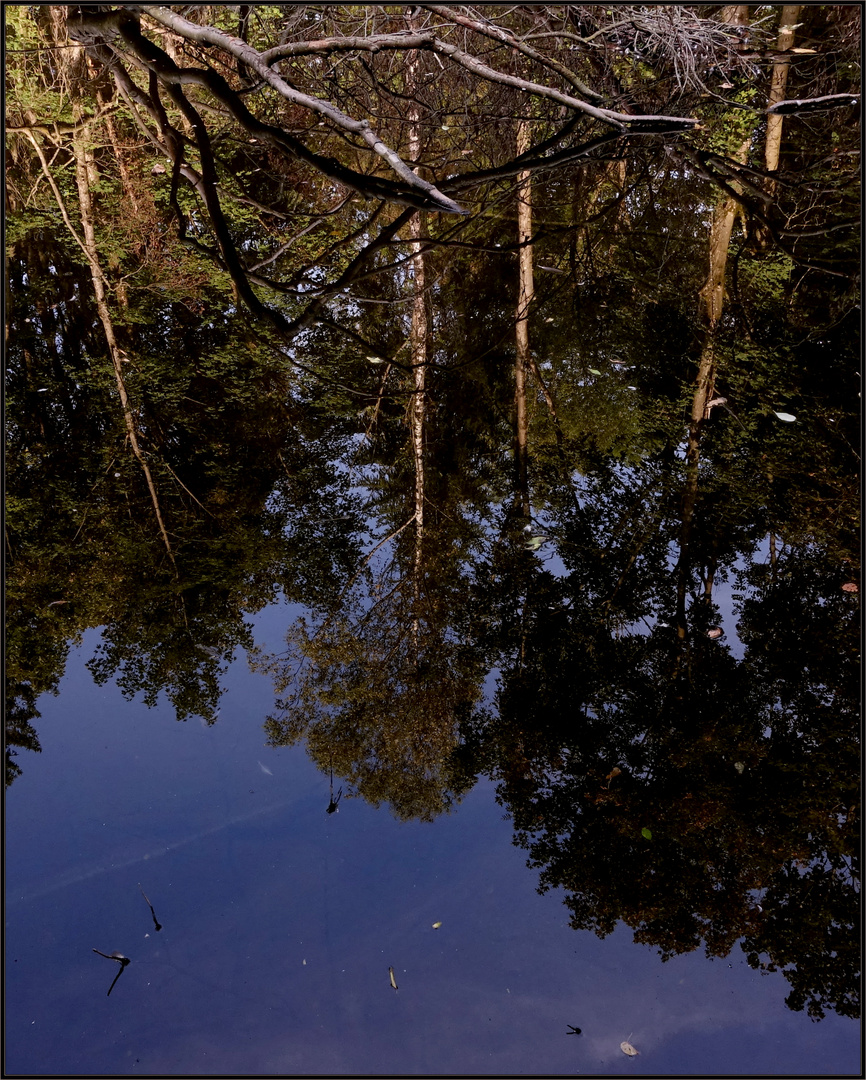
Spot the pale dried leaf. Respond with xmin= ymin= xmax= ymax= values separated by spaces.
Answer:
xmin=621 ymin=1040 xmax=639 ymax=1056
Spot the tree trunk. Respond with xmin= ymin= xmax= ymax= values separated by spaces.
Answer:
xmin=765 ymin=6 xmax=802 ymax=193
xmin=71 ymin=129 xmax=177 ymax=572
xmin=514 ymin=117 xmax=533 ymax=520
xmin=406 ymin=14 xmax=428 ymax=644
xmin=409 ymin=206 xmax=427 ymax=596
xmin=676 ymin=8 xmax=754 ymax=638
xmin=720 ymin=6 xmax=751 ymax=33
xmin=698 ymin=136 xmax=752 ymax=331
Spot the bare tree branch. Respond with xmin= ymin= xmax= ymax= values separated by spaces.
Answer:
xmin=419 ymin=4 xmax=607 ymax=102
xmin=256 ymin=24 xmax=698 ymax=131
xmin=124 ymin=6 xmax=468 ymax=214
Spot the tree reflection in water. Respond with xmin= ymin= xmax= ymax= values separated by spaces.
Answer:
xmin=5 ymin=2 xmax=859 ymax=1027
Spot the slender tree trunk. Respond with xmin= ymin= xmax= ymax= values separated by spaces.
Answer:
xmin=698 ymin=136 xmax=752 ymax=333
xmin=514 ymin=117 xmax=533 ymax=520
xmin=406 ymin=15 xmax=428 ymax=646
xmin=675 ymin=9 xmax=753 ymax=638
xmin=765 ymin=6 xmax=802 ymax=194
xmin=89 ymin=65 xmax=141 ymax=314
xmin=408 ymin=205 xmax=426 ymax=536
xmin=678 ymin=142 xmax=747 ymax=632
xmin=71 ymin=129 xmax=177 ymax=571
xmin=409 ymin=207 xmax=427 ymax=610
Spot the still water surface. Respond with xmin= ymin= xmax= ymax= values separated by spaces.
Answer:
xmin=4 ymin=602 xmax=860 ymax=1076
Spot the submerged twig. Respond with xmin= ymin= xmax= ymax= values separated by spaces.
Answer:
xmin=92 ymin=949 xmax=130 ymax=996
xmin=138 ymin=883 xmax=162 ymax=931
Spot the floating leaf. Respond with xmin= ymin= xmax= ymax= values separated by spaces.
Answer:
xmin=641 ymin=827 xmax=652 ymax=840
xmin=621 ymin=1040 xmax=639 ymax=1056
xmin=432 ymin=921 xmax=442 ymax=929
xmin=706 ymin=626 xmax=723 ymax=639
xmin=367 ymin=356 xmax=386 ymax=365
xmin=388 ymin=966 xmax=398 ymax=990
xmin=588 ymin=368 xmax=602 ymax=375
xmin=841 ymin=582 xmax=858 ymax=593
xmin=734 ymin=762 xmax=745 ymax=774
xmin=773 ymin=411 xmax=797 ymax=422
xmin=525 ymin=535 xmax=547 ymax=551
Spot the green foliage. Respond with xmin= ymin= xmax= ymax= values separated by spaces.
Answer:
xmin=695 ymin=89 xmax=761 ymax=157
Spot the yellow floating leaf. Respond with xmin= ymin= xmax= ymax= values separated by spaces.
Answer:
xmin=432 ymin=922 xmax=442 ymax=929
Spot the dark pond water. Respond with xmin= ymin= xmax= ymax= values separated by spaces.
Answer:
xmin=5 ymin=4 xmax=861 ymax=1076
xmin=5 ymin=605 xmax=861 ymax=1077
